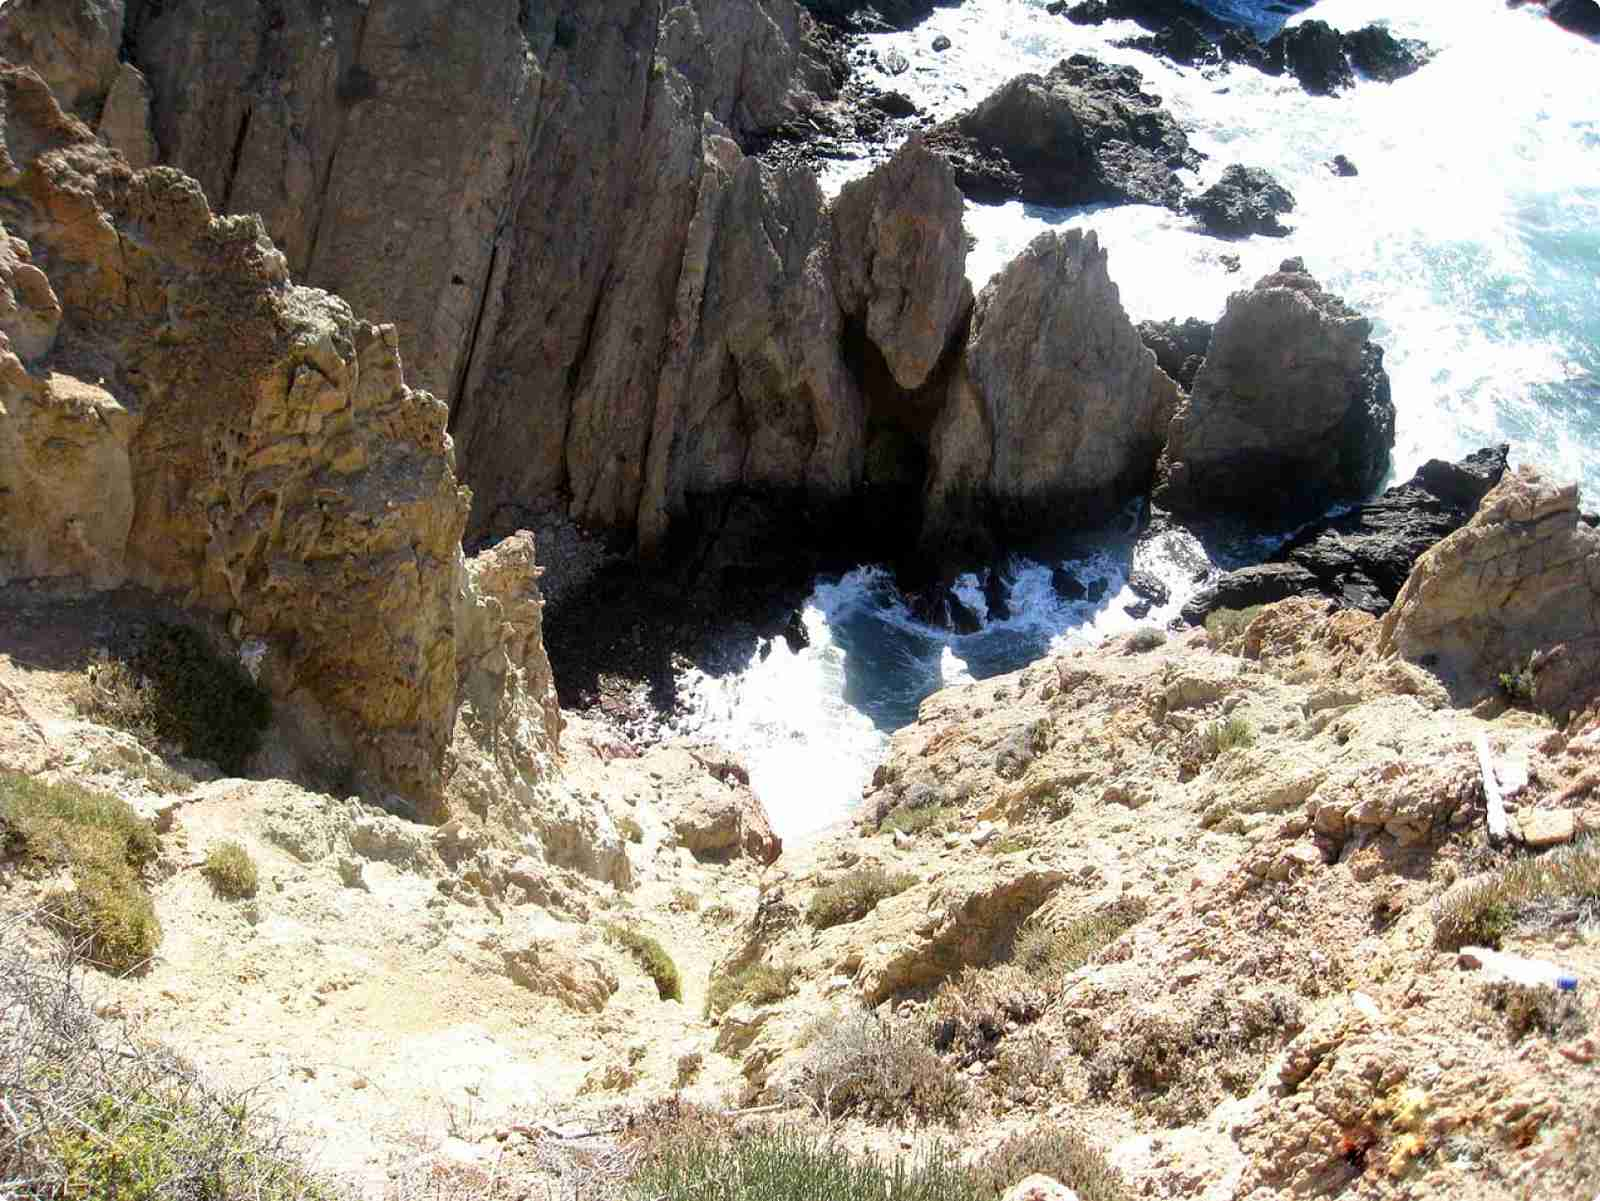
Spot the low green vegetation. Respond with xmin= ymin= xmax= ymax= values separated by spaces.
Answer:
xmin=617 ymin=814 xmax=644 ymax=843
xmin=808 ymin=865 xmax=918 ymax=930
xmin=0 ymin=772 xmax=161 ymax=971
xmin=1 ymin=942 xmax=330 ymax=1200
xmin=1203 ymin=605 xmax=1264 ymax=646
xmin=1012 ymin=895 xmax=1150 ymax=980
xmin=1433 ymin=838 xmax=1600 ymax=950
xmin=603 ymin=923 xmax=683 ymax=1002
xmin=878 ymin=803 xmax=956 ymax=838
xmin=1127 ymin=628 xmax=1167 ymax=653
xmin=1201 ymin=714 xmax=1254 ymax=757
xmin=965 ymin=1125 xmax=1130 ymax=1201
xmin=794 ymin=1010 xmax=966 ymax=1125
xmin=203 ymin=841 xmax=260 ymax=900
xmin=705 ymin=960 xmax=797 ymax=1018
xmin=1498 ymin=659 xmax=1536 ymax=707
xmin=75 ymin=623 xmax=272 ymax=775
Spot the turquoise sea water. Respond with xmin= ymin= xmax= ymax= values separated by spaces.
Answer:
xmin=678 ymin=0 xmax=1600 ymax=838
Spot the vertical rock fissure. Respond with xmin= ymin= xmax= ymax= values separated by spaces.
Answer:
xmin=447 ymin=237 xmax=499 ymax=436
xmin=217 ymin=105 xmax=253 ymax=215
xmin=302 ymin=0 xmax=374 ymax=282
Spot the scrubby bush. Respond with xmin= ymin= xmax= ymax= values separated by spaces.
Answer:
xmin=617 ymin=814 xmax=644 ymax=843
xmin=808 ymin=865 xmax=918 ymax=930
xmin=1433 ymin=838 xmax=1600 ymax=950
xmin=203 ymin=841 xmax=260 ymax=900
xmin=792 ymin=1010 xmax=966 ymax=1125
xmin=75 ymin=623 xmax=271 ymax=775
xmin=0 ymin=773 xmax=162 ymax=972
xmin=1200 ymin=714 xmax=1254 ymax=757
xmin=968 ymin=1125 xmax=1130 ymax=1201
xmin=1498 ymin=658 xmax=1536 ymax=706
xmin=705 ymin=960 xmax=796 ymax=1018
xmin=1204 ymin=605 xmax=1264 ymax=647
xmin=1127 ymin=628 xmax=1167 ymax=653
xmin=928 ymin=965 xmax=1049 ymax=1062
xmin=0 ymin=939 xmax=330 ymax=1199
xmin=1012 ymin=896 xmax=1149 ymax=980
xmin=603 ymin=924 xmax=682 ymax=1002
xmin=878 ymin=804 xmax=955 ymax=838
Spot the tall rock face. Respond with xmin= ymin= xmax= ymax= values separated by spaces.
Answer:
xmin=0 ymin=66 xmax=556 ymax=821
xmin=1378 ymin=465 xmax=1600 ymax=717
xmin=925 ymin=230 xmax=1179 ymax=556
xmin=1155 ymin=258 xmax=1395 ymax=522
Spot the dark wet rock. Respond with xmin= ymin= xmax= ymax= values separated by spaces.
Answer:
xmin=1123 ymin=598 xmax=1155 ymax=619
xmin=1342 ymin=24 xmax=1432 ymax=82
xmin=1186 ymin=165 xmax=1296 ymax=238
xmin=1219 ymin=28 xmax=1273 ymax=72
xmin=870 ymin=90 xmax=919 ymax=117
xmin=984 ymin=565 xmax=1014 ymax=622
xmin=800 ymin=0 xmax=939 ymax=31
xmin=932 ymin=34 xmax=952 ymax=51
xmin=1547 ymin=0 xmax=1600 ymax=37
xmin=1157 ymin=259 xmax=1395 ymax=523
xmin=1181 ymin=446 xmax=1511 ymax=625
xmin=1115 ymin=18 xmax=1220 ymax=66
xmin=1060 ymin=0 xmax=1217 ymax=31
xmin=909 ymin=585 xmax=984 ymax=634
xmin=1128 ymin=569 xmax=1171 ymax=608
xmin=928 ymin=55 xmax=1202 ymax=208
xmin=1268 ymin=21 xmax=1354 ymax=95
xmin=1137 ymin=318 xmax=1213 ymax=392
xmin=1051 ymin=565 xmax=1087 ymax=600
xmin=782 ymin=610 xmax=811 ymax=653
xmin=1329 ymin=154 xmax=1359 ymax=177
xmin=1219 ymin=253 xmax=1241 ymax=273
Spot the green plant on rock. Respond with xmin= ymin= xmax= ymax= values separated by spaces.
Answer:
xmin=878 ymin=803 xmax=955 ymax=838
xmin=1201 ymin=714 xmax=1254 ymax=757
xmin=1433 ymin=838 xmax=1600 ymax=950
xmin=203 ymin=841 xmax=260 ymax=900
xmin=74 ymin=623 xmax=271 ymax=776
xmin=1498 ymin=658 xmax=1536 ymax=707
xmin=1011 ymin=895 xmax=1150 ymax=981
xmin=705 ymin=959 xmax=797 ymax=1018
xmin=603 ymin=924 xmax=682 ymax=1002
xmin=0 ymin=772 xmax=162 ymax=972
xmin=808 ymin=865 xmax=918 ymax=930
xmin=1204 ymin=605 xmax=1264 ymax=647
xmin=1127 ymin=628 xmax=1167 ymax=653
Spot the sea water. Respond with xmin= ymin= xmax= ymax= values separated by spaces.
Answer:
xmin=675 ymin=0 xmax=1600 ymax=839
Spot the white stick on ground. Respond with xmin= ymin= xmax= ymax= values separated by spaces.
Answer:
xmin=1475 ymin=732 xmax=1509 ymax=843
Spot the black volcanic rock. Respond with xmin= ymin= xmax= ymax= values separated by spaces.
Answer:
xmin=1186 ymin=165 xmax=1296 ymax=238
xmin=1115 ymin=18 xmax=1220 ymax=65
xmin=1329 ymin=154 xmax=1359 ymax=176
xmin=1548 ymin=0 xmax=1600 ymax=37
xmin=929 ymin=55 xmax=1201 ymax=208
xmin=1138 ymin=317 xmax=1213 ymax=391
xmin=1342 ymin=24 xmax=1431 ymax=81
xmin=1269 ymin=21 xmax=1355 ymax=95
xmin=799 ymin=0 xmax=938 ymax=31
xmin=1181 ymin=446 xmax=1512 ymax=625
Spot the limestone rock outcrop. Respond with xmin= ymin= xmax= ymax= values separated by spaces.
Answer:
xmin=926 ymin=230 xmax=1179 ymax=554
xmin=0 ymin=0 xmax=121 ymax=120
xmin=1155 ymin=258 xmax=1395 ymax=521
xmin=1378 ymin=465 xmax=1600 ymax=716
xmin=0 ymin=66 xmax=555 ymax=822
xmin=929 ymin=55 xmax=1201 ymax=208
xmin=830 ymin=136 xmax=971 ymax=393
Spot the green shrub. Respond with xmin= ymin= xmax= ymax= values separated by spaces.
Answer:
xmin=1200 ymin=715 xmax=1254 ymax=757
xmin=1 ymin=943 xmax=331 ymax=1199
xmin=1012 ymin=896 xmax=1149 ymax=980
xmin=1127 ymin=628 xmax=1167 ymax=653
xmin=1203 ymin=605 xmax=1264 ymax=647
xmin=75 ymin=623 xmax=271 ymax=775
xmin=629 ymin=1128 xmax=982 ymax=1201
xmin=1498 ymin=660 xmax=1536 ymax=706
xmin=603 ymin=924 xmax=682 ymax=1002
xmin=705 ymin=960 xmax=797 ymax=1018
xmin=0 ymin=772 xmax=162 ymax=972
xmin=878 ymin=804 xmax=955 ymax=838
xmin=808 ymin=865 xmax=918 ymax=930
xmin=1433 ymin=838 xmax=1600 ymax=950
xmin=618 ymin=814 xmax=644 ymax=843
xmin=203 ymin=841 xmax=260 ymax=900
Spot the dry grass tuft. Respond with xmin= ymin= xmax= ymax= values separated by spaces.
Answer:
xmin=203 ymin=841 xmax=260 ymax=900
xmin=1433 ymin=838 xmax=1600 ymax=950
xmin=705 ymin=959 xmax=797 ymax=1018
xmin=791 ymin=1009 xmax=966 ymax=1125
xmin=602 ymin=924 xmax=682 ymax=1002
xmin=1012 ymin=896 xmax=1150 ymax=980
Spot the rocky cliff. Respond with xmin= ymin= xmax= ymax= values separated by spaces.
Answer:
xmin=0 ymin=65 xmax=554 ymax=823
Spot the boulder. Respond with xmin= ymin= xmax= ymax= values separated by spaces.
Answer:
xmin=1137 ymin=318 xmax=1212 ymax=392
xmin=502 ymin=939 xmax=619 ymax=1013
xmin=832 ymin=137 xmax=972 ymax=391
xmin=649 ymin=745 xmax=782 ymax=864
xmin=1378 ymin=465 xmax=1600 ymax=717
xmin=1155 ymin=258 xmax=1395 ymax=522
xmin=1547 ymin=0 xmax=1600 ymax=37
xmin=925 ymin=230 xmax=1180 ymax=551
xmin=1329 ymin=154 xmax=1359 ymax=177
xmin=1181 ymin=447 xmax=1509 ymax=625
xmin=1342 ymin=25 xmax=1431 ymax=82
xmin=1268 ymin=21 xmax=1355 ymax=95
xmin=1186 ymin=165 xmax=1296 ymax=239
xmin=929 ymin=55 xmax=1201 ymax=209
